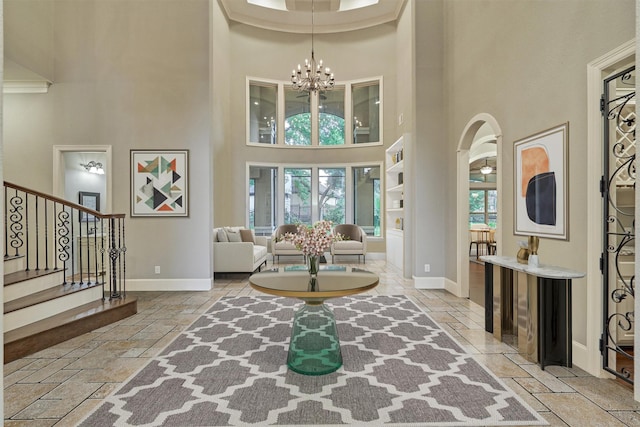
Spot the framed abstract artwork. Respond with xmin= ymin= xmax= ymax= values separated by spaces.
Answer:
xmin=130 ymin=149 xmax=189 ymax=217
xmin=514 ymin=122 xmax=569 ymax=240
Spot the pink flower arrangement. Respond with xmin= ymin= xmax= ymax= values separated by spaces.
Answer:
xmin=284 ymin=220 xmax=342 ymax=257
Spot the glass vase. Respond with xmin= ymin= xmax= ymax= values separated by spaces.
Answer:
xmin=307 ymin=255 xmax=320 ymax=278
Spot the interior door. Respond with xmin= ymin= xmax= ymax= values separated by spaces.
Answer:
xmin=601 ymin=64 xmax=635 ymax=384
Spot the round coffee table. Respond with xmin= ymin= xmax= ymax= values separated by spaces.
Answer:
xmin=249 ymin=266 xmax=379 ymax=375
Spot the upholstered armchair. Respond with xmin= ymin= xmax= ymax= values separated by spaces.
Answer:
xmin=271 ymin=224 xmax=304 ymax=263
xmin=330 ymin=224 xmax=367 ymax=263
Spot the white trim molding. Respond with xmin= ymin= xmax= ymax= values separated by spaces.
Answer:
xmin=413 ymin=276 xmax=445 ymax=290
xmin=585 ymin=39 xmax=635 ymax=381
xmin=455 ymin=113 xmax=503 ymax=299
xmin=126 ymin=278 xmax=213 ymax=292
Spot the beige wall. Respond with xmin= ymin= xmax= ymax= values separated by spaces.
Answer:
xmin=3 ymin=0 xmax=635 ymax=308
xmin=213 ymin=20 xmax=401 ymax=253
xmin=442 ymin=0 xmax=635 ymax=345
xmin=4 ymin=0 xmax=212 ymax=282
xmin=413 ymin=0 xmax=445 ymax=279
xmin=4 ymin=0 xmax=54 ymax=80
xmin=212 ymin=0 xmax=232 ymax=274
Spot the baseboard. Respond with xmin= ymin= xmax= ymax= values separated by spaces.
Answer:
xmin=126 ymin=278 xmax=213 ymax=291
xmin=571 ymin=340 xmax=614 ymax=379
xmin=443 ymin=277 xmax=461 ymax=297
xmin=413 ymin=276 xmax=445 ymax=289
xmin=572 ymin=341 xmax=589 ymax=374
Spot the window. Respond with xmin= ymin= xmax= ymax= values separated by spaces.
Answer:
xmin=247 ymin=78 xmax=381 ymax=147
xmin=285 ymin=168 xmax=312 ymax=224
xmin=353 ymin=166 xmax=381 ymax=236
xmin=248 ymin=164 xmax=382 ymax=237
xmin=469 ymin=190 xmax=497 ymax=228
xmin=285 ymin=87 xmax=311 ymax=146
xmin=249 ymin=166 xmax=277 ymax=235
xmin=319 ymin=88 xmax=345 ymax=146
xmin=248 ymin=82 xmax=277 ymax=144
xmin=352 ymin=81 xmax=380 ymax=144
xmin=319 ymin=168 xmax=346 ymax=223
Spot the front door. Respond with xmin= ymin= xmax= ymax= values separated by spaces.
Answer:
xmin=601 ymin=64 xmax=635 ymax=384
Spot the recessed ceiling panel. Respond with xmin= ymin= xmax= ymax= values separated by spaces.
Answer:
xmin=220 ymin=0 xmax=405 ymax=33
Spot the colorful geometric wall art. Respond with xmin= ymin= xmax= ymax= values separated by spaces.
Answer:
xmin=130 ymin=150 xmax=189 ymax=217
xmin=514 ymin=123 xmax=568 ymax=240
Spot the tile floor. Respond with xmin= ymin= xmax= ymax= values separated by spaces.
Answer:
xmin=4 ymin=259 xmax=640 ymax=426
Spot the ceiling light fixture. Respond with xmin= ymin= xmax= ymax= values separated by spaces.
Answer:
xmin=290 ymin=0 xmax=335 ymax=93
xmin=81 ymin=161 xmax=105 ymax=175
xmin=480 ymin=159 xmax=493 ymax=175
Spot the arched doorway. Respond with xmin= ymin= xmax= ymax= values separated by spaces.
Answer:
xmin=456 ymin=114 xmax=503 ymax=299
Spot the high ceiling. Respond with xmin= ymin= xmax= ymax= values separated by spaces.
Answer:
xmin=219 ymin=0 xmax=406 ymax=33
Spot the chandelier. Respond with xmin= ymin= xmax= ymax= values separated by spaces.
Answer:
xmin=290 ymin=0 xmax=335 ymax=93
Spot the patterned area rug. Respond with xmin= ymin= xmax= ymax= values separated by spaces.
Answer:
xmin=80 ymin=295 xmax=547 ymax=426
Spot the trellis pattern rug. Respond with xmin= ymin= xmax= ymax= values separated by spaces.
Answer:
xmin=80 ymin=295 xmax=547 ymax=426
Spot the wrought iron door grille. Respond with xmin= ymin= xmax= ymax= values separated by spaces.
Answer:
xmin=602 ymin=65 xmax=635 ymax=384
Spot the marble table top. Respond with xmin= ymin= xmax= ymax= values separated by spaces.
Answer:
xmin=480 ymin=255 xmax=585 ymax=280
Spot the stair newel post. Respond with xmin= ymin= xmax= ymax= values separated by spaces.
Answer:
xmin=25 ymin=192 xmax=29 ymax=270
xmin=92 ymin=216 xmax=99 ymax=286
xmin=56 ymin=204 xmax=71 ymax=285
xmin=119 ymin=217 xmax=126 ymax=297
xmin=35 ymin=196 xmax=40 ymax=271
xmin=70 ymin=206 xmax=76 ymax=284
xmin=4 ymin=186 xmax=7 ymax=258
xmin=109 ymin=216 xmax=120 ymax=299
xmin=100 ymin=218 xmax=106 ymax=299
xmin=44 ymin=199 xmax=50 ymax=271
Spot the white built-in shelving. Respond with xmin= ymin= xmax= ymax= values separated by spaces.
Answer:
xmin=385 ymin=136 xmax=404 ymax=270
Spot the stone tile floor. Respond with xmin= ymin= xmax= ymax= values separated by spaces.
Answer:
xmin=4 ymin=260 xmax=640 ymax=426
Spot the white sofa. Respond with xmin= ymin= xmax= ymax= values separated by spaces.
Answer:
xmin=213 ymin=226 xmax=268 ymax=273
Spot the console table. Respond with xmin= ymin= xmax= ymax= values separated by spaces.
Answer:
xmin=480 ymin=255 xmax=584 ymax=370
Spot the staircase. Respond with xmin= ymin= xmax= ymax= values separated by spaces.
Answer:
xmin=3 ymin=182 xmax=137 ymax=363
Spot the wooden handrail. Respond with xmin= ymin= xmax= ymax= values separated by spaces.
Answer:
xmin=4 ymin=181 xmax=127 ymax=299
xmin=4 ymin=181 xmax=124 ymax=219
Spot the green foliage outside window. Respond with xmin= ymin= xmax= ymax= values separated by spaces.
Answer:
xmin=285 ymin=113 xmax=311 ymax=145
xmin=319 ymin=113 xmax=345 ymax=145
xmin=469 ymin=190 xmax=497 ymax=228
xmin=319 ymin=168 xmax=346 ymax=224
xmin=285 ymin=113 xmax=345 ymax=146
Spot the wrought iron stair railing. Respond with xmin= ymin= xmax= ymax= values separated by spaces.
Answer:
xmin=4 ymin=181 xmax=126 ymax=299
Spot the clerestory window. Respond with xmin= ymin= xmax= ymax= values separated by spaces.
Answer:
xmin=247 ymin=78 xmax=382 ymax=147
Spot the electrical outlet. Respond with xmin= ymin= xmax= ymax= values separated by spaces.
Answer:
xmin=424 ymin=264 xmax=430 ymax=273
xmin=155 ymin=266 xmax=161 ymax=274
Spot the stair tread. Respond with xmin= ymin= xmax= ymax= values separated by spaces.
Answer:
xmin=5 ymin=297 xmax=137 ymax=344
xmin=4 ymin=281 xmax=103 ymax=314
xmin=4 ymin=269 xmax=63 ymax=286
xmin=4 ymin=255 xmax=24 ymax=261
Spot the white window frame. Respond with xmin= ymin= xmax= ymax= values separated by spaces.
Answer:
xmin=246 ymin=76 xmax=383 ymax=148
xmin=246 ymin=161 xmax=384 ymax=240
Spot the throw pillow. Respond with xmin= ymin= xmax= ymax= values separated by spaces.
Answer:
xmin=217 ymin=228 xmax=229 ymax=242
xmin=240 ymin=229 xmax=255 ymax=243
xmin=225 ymin=227 xmax=242 ymax=242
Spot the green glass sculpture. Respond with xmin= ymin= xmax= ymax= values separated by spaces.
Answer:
xmin=287 ymin=303 xmax=342 ymax=375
